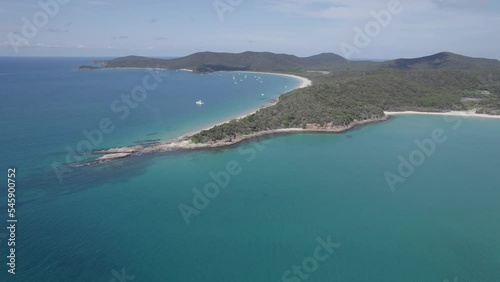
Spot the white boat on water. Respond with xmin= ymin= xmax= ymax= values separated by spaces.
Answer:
xmin=196 ymin=100 xmax=204 ymax=105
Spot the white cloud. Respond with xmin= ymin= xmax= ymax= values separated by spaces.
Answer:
xmin=431 ymin=0 xmax=488 ymax=9
xmin=35 ymin=42 xmax=60 ymax=48
xmin=265 ymin=0 xmax=491 ymax=20
xmin=80 ymin=0 xmax=114 ymax=6
xmin=265 ymin=0 xmax=391 ymax=20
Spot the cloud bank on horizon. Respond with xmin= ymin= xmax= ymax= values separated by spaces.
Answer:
xmin=0 ymin=0 xmax=498 ymax=60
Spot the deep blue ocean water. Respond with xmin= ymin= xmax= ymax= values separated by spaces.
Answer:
xmin=1 ymin=58 xmax=500 ymax=281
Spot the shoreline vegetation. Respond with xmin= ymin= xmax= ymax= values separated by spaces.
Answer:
xmin=79 ymin=51 xmax=500 ymax=163
xmin=94 ymin=71 xmax=314 ymax=161
xmin=94 ymin=109 xmax=500 ymax=162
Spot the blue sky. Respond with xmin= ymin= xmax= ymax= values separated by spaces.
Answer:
xmin=0 ymin=0 xmax=499 ymax=59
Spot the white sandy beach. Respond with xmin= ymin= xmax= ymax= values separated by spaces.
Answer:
xmin=92 ymin=72 xmax=316 ymax=160
xmin=235 ymin=71 xmax=312 ymax=89
xmin=93 ymin=71 xmax=313 ymax=160
xmin=95 ymin=68 xmax=312 ymax=143
xmin=385 ymin=110 xmax=500 ymax=119
xmin=173 ymin=72 xmax=312 ymax=140
xmin=103 ymin=68 xmax=312 ymax=89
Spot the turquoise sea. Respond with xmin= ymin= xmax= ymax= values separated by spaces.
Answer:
xmin=1 ymin=58 xmax=500 ymax=281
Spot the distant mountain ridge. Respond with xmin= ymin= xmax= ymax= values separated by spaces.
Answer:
xmin=385 ymin=52 xmax=500 ymax=70
xmin=76 ymin=50 xmax=500 ymax=144
xmin=98 ymin=51 xmax=348 ymax=72
xmin=84 ymin=51 xmax=500 ymax=73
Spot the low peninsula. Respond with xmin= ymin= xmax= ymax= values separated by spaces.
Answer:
xmin=79 ymin=51 xmax=500 ymax=161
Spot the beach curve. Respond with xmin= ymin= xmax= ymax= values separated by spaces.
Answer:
xmin=91 ymin=71 xmax=312 ymax=161
xmin=384 ymin=110 xmax=500 ymax=119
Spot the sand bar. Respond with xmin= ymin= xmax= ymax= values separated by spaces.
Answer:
xmin=385 ymin=110 xmax=500 ymax=119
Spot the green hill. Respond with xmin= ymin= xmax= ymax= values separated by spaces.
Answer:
xmin=384 ymin=52 xmax=500 ymax=70
xmin=97 ymin=51 xmax=500 ymax=73
xmin=99 ymin=51 xmax=348 ymax=72
xmin=103 ymin=55 xmax=170 ymax=69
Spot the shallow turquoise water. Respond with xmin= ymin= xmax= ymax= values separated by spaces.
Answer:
xmin=1 ymin=59 xmax=500 ymax=281
xmin=0 ymin=57 xmax=299 ymax=177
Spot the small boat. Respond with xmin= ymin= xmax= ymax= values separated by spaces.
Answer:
xmin=196 ymin=100 xmax=204 ymax=105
